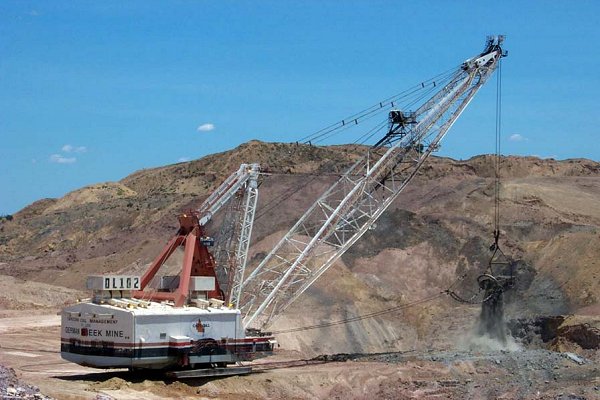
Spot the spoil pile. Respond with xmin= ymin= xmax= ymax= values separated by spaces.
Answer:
xmin=0 ymin=366 xmax=52 ymax=399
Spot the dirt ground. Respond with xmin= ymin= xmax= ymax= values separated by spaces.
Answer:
xmin=0 ymin=308 xmax=598 ymax=400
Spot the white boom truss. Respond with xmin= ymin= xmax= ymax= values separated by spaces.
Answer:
xmin=229 ymin=181 xmax=258 ymax=307
xmin=197 ymin=163 xmax=260 ymax=305
xmin=197 ymin=163 xmax=261 ymax=227
xmin=240 ymin=36 xmax=506 ymax=329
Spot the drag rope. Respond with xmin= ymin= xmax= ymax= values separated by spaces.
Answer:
xmin=268 ymin=275 xmax=470 ymax=334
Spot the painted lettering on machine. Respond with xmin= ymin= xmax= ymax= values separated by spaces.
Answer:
xmin=78 ymin=328 xmax=126 ymax=338
xmin=103 ymin=276 xmax=140 ymax=290
xmin=61 ymin=308 xmax=134 ymax=342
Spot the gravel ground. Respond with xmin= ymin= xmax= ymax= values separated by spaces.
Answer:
xmin=0 ymin=366 xmax=52 ymax=400
xmin=314 ymin=348 xmax=600 ymax=399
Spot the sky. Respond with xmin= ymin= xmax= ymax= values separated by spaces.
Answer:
xmin=1 ymin=1 xmax=599 ymax=215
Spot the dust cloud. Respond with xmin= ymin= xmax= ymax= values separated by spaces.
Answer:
xmin=478 ymin=289 xmax=506 ymax=343
xmin=458 ymin=290 xmax=522 ymax=352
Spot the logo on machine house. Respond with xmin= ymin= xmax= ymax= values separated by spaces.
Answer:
xmin=193 ymin=319 xmax=204 ymax=333
xmin=192 ymin=319 xmax=210 ymax=333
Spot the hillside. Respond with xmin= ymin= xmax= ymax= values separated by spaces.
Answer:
xmin=1 ymin=140 xmax=599 ymax=399
xmin=0 ymin=141 xmax=599 ymax=348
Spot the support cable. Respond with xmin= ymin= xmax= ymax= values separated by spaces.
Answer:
xmin=251 ymin=68 xmax=459 ymax=223
xmin=299 ymin=67 xmax=460 ymax=145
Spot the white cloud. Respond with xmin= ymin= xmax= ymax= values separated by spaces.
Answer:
xmin=62 ymin=144 xmax=87 ymax=153
xmin=197 ymin=123 xmax=215 ymax=132
xmin=50 ymin=154 xmax=76 ymax=164
xmin=509 ymin=133 xmax=527 ymax=142
xmin=178 ymin=157 xmax=191 ymax=162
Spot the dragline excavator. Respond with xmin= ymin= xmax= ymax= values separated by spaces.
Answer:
xmin=60 ymin=36 xmax=506 ymax=372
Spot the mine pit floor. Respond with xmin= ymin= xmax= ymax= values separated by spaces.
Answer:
xmin=0 ymin=311 xmax=598 ymax=399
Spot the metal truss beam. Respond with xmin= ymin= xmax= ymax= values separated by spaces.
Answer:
xmin=240 ymin=36 xmax=506 ymax=329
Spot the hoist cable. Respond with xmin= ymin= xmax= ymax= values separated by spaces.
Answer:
xmin=494 ymin=60 xmax=502 ymax=239
xmin=486 ymin=58 xmax=504 ymax=276
xmin=483 ymin=58 xmax=508 ymax=282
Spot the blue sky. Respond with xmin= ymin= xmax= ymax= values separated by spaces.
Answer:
xmin=1 ymin=1 xmax=599 ymax=214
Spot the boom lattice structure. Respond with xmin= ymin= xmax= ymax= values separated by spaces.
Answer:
xmin=240 ymin=36 xmax=507 ymax=329
xmin=205 ymin=163 xmax=260 ymax=306
xmin=131 ymin=163 xmax=260 ymax=307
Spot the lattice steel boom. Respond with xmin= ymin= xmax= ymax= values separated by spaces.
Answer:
xmin=197 ymin=163 xmax=261 ymax=226
xmin=205 ymin=163 xmax=261 ymax=305
xmin=240 ymin=36 xmax=507 ymax=329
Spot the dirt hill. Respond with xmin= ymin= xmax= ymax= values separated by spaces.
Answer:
xmin=0 ymin=140 xmax=599 ymax=354
xmin=1 ymin=140 xmax=599 ymax=399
